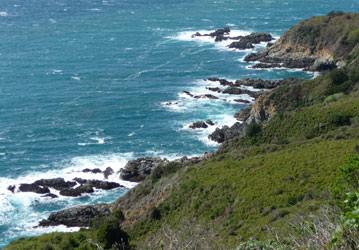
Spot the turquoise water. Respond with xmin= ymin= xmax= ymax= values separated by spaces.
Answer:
xmin=0 ymin=0 xmax=358 ymax=246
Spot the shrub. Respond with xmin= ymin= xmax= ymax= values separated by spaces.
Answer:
xmin=328 ymin=112 xmax=352 ymax=126
xmin=329 ymin=68 xmax=348 ymax=85
xmin=246 ymin=123 xmax=261 ymax=137
xmin=97 ymin=220 xmax=129 ymax=249
xmin=151 ymin=162 xmax=182 ymax=183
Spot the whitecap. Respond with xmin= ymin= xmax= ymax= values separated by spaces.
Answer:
xmin=0 ymin=12 xmax=9 ymax=17
xmin=71 ymin=76 xmax=81 ymax=81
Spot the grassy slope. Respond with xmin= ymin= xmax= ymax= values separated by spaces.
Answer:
xmin=6 ymin=13 xmax=359 ymax=250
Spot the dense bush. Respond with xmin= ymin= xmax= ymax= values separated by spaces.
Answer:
xmin=97 ymin=220 xmax=129 ymax=249
xmin=246 ymin=123 xmax=261 ymax=137
xmin=328 ymin=112 xmax=352 ymax=126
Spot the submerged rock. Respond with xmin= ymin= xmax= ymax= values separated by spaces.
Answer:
xmin=41 ymin=193 xmax=59 ymax=199
xmin=7 ymin=185 xmax=15 ymax=193
xmin=82 ymin=168 xmax=102 ymax=174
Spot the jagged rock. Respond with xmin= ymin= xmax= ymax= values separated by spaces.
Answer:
xmin=19 ymin=184 xmax=50 ymax=194
xmin=234 ymin=105 xmax=252 ymax=121
xmin=41 ymin=193 xmax=58 ymax=199
xmin=182 ymin=91 xmax=219 ymax=100
xmin=228 ymin=33 xmax=274 ymax=50
xmin=190 ymin=121 xmax=208 ymax=129
xmin=103 ymin=167 xmax=114 ymax=179
xmin=38 ymin=203 xmax=112 ymax=227
xmin=120 ymin=157 xmax=169 ymax=182
xmin=192 ymin=27 xmax=231 ymax=42
xmin=208 ymin=122 xmax=246 ymax=143
xmin=34 ymin=178 xmax=76 ymax=191
xmin=7 ymin=185 xmax=15 ymax=193
xmin=206 ymin=119 xmax=215 ymax=126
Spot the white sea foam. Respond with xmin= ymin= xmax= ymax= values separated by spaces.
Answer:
xmin=168 ymin=29 xmax=253 ymax=52
xmin=0 ymin=12 xmax=9 ymax=17
xmin=71 ymin=76 xmax=81 ymax=81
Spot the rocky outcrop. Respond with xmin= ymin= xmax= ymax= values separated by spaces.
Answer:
xmin=34 ymin=178 xmax=76 ymax=191
xmin=17 ymin=178 xmax=123 ymax=197
xmin=120 ymin=157 xmax=169 ymax=182
xmin=208 ymin=122 xmax=246 ymax=143
xmin=104 ymin=167 xmax=114 ymax=179
xmin=189 ymin=121 xmax=208 ymax=129
xmin=207 ymin=77 xmax=306 ymax=89
xmin=245 ymin=94 xmax=276 ymax=124
xmin=228 ymin=33 xmax=274 ymax=50
xmin=243 ymin=13 xmax=359 ymax=71
xmin=234 ymin=105 xmax=252 ymax=122
xmin=192 ymin=27 xmax=233 ymax=42
xmin=38 ymin=203 xmax=113 ymax=227
xmin=19 ymin=184 xmax=50 ymax=194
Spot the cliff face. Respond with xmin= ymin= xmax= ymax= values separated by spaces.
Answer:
xmin=245 ymin=12 xmax=359 ymax=71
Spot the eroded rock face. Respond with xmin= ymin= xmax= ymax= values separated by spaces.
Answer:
xmin=38 ymin=203 xmax=113 ymax=227
xmin=234 ymin=105 xmax=252 ymax=122
xmin=120 ymin=157 xmax=169 ymax=182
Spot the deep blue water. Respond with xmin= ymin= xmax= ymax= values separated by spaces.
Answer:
xmin=0 ymin=0 xmax=358 ymax=247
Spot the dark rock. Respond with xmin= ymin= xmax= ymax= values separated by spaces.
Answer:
xmin=206 ymin=87 xmax=222 ymax=93
xmin=234 ymin=78 xmax=306 ymax=89
xmin=82 ymin=168 xmax=102 ymax=174
xmin=34 ymin=178 xmax=76 ymax=191
xmin=190 ymin=121 xmax=208 ymax=129
xmin=206 ymin=78 xmax=233 ymax=86
xmin=233 ymin=99 xmax=251 ymax=104
xmin=206 ymin=119 xmax=215 ymax=126
xmin=19 ymin=184 xmax=50 ymax=194
xmin=228 ymin=40 xmax=254 ymax=50
xmin=41 ymin=193 xmax=58 ymax=199
xmin=59 ymin=188 xmax=83 ymax=197
xmin=38 ymin=203 xmax=112 ymax=227
xmin=192 ymin=27 xmax=231 ymax=42
xmin=92 ymin=168 xmax=102 ymax=174
xmin=120 ymin=157 xmax=168 ymax=182
xmin=103 ymin=167 xmax=114 ymax=179
xmin=7 ymin=185 xmax=15 ymax=193
xmin=73 ymin=178 xmax=87 ymax=184
xmin=204 ymin=94 xmax=219 ymax=100
xmin=234 ymin=105 xmax=252 ymax=121
xmin=86 ymin=180 xmax=121 ymax=190
xmin=251 ymin=63 xmax=282 ymax=69
xmin=228 ymin=33 xmax=274 ymax=50
xmin=208 ymin=122 xmax=246 ymax=143
xmin=223 ymin=87 xmax=243 ymax=95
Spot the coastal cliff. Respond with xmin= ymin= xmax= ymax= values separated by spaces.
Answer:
xmin=5 ymin=12 xmax=359 ymax=250
xmin=245 ymin=12 xmax=359 ymax=71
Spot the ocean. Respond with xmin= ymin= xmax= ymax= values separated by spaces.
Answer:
xmin=0 ymin=0 xmax=358 ymax=247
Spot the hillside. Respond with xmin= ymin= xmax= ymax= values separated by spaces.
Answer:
xmin=245 ymin=12 xmax=359 ymax=71
xmin=5 ymin=12 xmax=359 ymax=250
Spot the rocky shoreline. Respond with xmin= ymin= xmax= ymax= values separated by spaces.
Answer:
xmin=29 ymin=26 xmax=318 ymax=231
